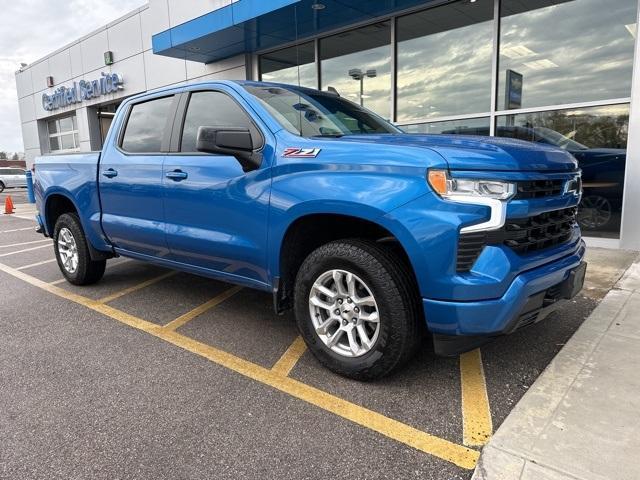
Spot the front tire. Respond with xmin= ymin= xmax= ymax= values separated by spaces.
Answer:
xmin=0 ymin=182 xmax=5 ymax=193
xmin=54 ymin=213 xmax=106 ymax=285
xmin=294 ymin=239 xmax=422 ymax=380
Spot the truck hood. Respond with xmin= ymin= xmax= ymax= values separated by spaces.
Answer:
xmin=334 ymin=134 xmax=578 ymax=172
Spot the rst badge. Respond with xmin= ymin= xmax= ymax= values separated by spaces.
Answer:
xmin=282 ymin=147 xmax=321 ymax=158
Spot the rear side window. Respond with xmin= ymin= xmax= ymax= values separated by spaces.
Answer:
xmin=180 ymin=91 xmax=262 ymax=152
xmin=121 ymin=96 xmax=174 ymax=153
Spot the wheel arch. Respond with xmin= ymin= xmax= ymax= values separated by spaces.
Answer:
xmin=272 ymin=209 xmax=420 ymax=313
xmin=44 ymin=190 xmax=113 ymax=261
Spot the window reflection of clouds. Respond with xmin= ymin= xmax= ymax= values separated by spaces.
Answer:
xmin=396 ymin=0 xmax=494 ymax=121
xmin=320 ymin=22 xmax=392 ymax=119
xmin=260 ymin=42 xmax=316 ymax=88
xmin=499 ymin=0 xmax=637 ymax=109
xmin=403 ymin=117 xmax=491 ymax=135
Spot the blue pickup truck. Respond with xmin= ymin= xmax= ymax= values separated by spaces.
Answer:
xmin=34 ymin=81 xmax=586 ymax=379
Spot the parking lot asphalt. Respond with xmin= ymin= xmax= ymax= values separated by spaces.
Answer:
xmin=0 ymin=187 xmax=28 ymax=206
xmin=0 ymin=212 xmax=633 ymax=480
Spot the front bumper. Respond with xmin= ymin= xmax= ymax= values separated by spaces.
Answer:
xmin=424 ymin=240 xmax=586 ymax=355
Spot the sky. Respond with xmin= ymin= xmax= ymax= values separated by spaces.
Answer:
xmin=0 ymin=0 xmax=146 ymax=154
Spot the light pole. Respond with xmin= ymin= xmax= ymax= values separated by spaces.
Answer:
xmin=348 ymin=68 xmax=377 ymax=106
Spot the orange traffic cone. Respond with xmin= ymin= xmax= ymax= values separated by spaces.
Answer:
xmin=4 ymin=195 xmax=14 ymax=214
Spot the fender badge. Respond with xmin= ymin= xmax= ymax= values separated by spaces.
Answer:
xmin=283 ymin=147 xmax=321 ymax=158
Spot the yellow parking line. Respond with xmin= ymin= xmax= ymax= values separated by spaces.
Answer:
xmin=0 ymin=260 xmax=479 ymax=470
xmin=0 ymin=239 xmax=51 ymax=249
xmin=16 ymin=258 xmax=57 ymax=270
xmin=162 ymin=285 xmax=243 ymax=331
xmin=97 ymin=271 xmax=177 ymax=303
xmin=0 ymin=243 xmax=51 ymax=258
xmin=271 ymin=336 xmax=307 ymax=376
xmin=460 ymin=349 xmax=493 ymax=447
xmin=50 ymin=278 xmax=67 ymax=285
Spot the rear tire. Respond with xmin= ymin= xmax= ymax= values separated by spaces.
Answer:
xmin=294 ymin=239 xmax=423 ymax=380
xmin=0 ymin=182 xmax=5 ymax=193
xmin=54 ymin=213 xmax=106 ymax=285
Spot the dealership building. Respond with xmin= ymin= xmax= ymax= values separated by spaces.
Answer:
xmin=13 ymin=0 xmax=640 ymax=249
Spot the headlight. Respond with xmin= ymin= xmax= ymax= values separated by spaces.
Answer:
xmin=428 ymin=170 xmax=515 ymax=200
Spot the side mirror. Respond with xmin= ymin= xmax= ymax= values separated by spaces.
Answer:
xmin=196 ymin=126 xmax=262 ymax=172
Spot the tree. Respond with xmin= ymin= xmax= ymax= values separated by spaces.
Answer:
xmin=11 ymin=153 xmax=19 ymax=161
xmin=0 ymin=152 xmax=7 ymax=160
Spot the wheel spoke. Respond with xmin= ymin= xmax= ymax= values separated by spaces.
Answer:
xmin=315 ymin=317 xmax=337 ymax=335
xmin=346 ymin=328 xmax=359 ymax=355
xmin=360 ymin=311 xmax=379 ymax=323
xmin=314 ymin=284 xmax=337 ymax=300
xmin=333 ymin=270 xmax=348 ymax=296
xmin=346 ymin=272 xmax=356 ymax=297
xmin=356 ymin=324 xmax=373 ymax=350
xmin=355 ymin=295 xmax=375 ymax=307
xmin=310 ymin=295 xmax=333 ymax=312
xmin=326 ymin=328 xmax=345 ymax=348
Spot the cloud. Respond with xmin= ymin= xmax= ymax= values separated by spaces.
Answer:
xmin=0 ymin=0 xmax=145 ymax=153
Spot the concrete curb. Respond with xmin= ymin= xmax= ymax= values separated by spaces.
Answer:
xmin=472 ymin=258 xmax=640 ymax=480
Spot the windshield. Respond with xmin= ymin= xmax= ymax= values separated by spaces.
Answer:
xmin=242 ymin=84 xmax=401 ymax=137
xmin=532 ymin=126 xmax=588 ymax=151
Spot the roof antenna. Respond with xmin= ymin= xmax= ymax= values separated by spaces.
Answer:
xmin=327 ymin=86 xmax=340 ymax=96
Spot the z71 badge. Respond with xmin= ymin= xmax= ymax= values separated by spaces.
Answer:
xmin=282 ymin=147 xmax=321 ymax=158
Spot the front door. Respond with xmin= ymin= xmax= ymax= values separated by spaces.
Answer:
xmin=162 ymin=89 xmax=271 ymax=286
xmin=99 ymin=94 xmax=177 ymax=258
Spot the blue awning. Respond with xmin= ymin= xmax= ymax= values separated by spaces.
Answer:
xmin=152 ymin=0 xmax=435 ymax=64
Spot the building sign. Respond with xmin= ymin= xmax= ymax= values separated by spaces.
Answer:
xmin=505 ymin=69 xmax=523 ymax=110
xmin=42 ymin=72 xmax=123 ymax=111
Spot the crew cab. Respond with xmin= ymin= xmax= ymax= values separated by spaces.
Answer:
xmin=34 ymin=81 xmax=586 ymax=379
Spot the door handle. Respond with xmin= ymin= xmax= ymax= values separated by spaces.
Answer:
xmin=102 ymin=168 xmax=118 ymax=178
xmin=166 ymin=170 xmax=188 ymax=181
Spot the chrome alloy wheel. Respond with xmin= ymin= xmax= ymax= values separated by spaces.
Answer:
xmin=308 ymin=269 xmax=380 ymax=358
xmin=57 ymin=227 xmax=79 ymax=274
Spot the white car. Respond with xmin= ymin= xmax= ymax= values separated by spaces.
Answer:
xmin=0 ymin=167 xmax=27 ymax=193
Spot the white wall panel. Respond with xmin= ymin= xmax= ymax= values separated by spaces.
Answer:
xmin=108 ymin=13 xmax=143 ymax=61
xmin=70 ymin=43 xmax=84 ymax=78
xmin=30 ymin=60 xmax=50 ymax=93
xmin=166 ymin=0 xmax=234 ymax=27
xmin=115 ymin=53 xmax=147 ymax=96
xmin=185 ymin=54 xmax=245 ymax=79
xmin=15 ymin=69 xmax=34 ymax=99
xmin=21 ymin=121 xmax=40 ymax=150
xmin=49 ymin=50 xmax=73 ymax=84
xmin=186 ymin=65 xmax=246 ymax=83
xmin=18 ymin=96 xmax=36 ymax=123
xmin=142 ymin=2 xmax=169 ymax=51
xmin=143 ymin=50 xmax=186 ymax=90
xmin=81 ymin=29 xmax=109 ymax=73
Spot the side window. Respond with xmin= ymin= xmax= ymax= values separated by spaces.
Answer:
xmin=121 ymin=96 xmax=174 ymax=153
xmin=180 ymin=91 xmax=262 ymax=153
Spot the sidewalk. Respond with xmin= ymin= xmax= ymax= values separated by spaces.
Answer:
xmin=473 ymin=257 xmax=640 ymax=480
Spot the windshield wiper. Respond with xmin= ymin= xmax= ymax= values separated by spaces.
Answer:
xmin=311 ymin=134 xmax=344 ymax=138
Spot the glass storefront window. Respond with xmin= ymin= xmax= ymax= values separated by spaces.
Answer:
xmin=396 ymin=0 xmax=494 ymax=122
xmin=402 ymin=117 xmax=490 ymax=135
xmin=320 ymin=21 xmax=391 ymax=119
xmin=47 ymin=115 xmax=79 ymax=152
xmin=497 ymin=104 xmax=629 ymax=238
xmin=499 ymin=0 xmax=637 ymax=110
xmin=260 ymin=42 xmax=316 ymax=88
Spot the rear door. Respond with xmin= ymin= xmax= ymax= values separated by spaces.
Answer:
xmin=162 ymin=87 xmax=272 ymax=286
xmin=12 ymin=169 xmax=26 ymax=187
xmin=99 ymin=94 xmax=179 ymax=257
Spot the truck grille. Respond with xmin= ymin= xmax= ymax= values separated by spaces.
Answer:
xmin=513 ymin=179 xmax=564 ymax=199
xmin=456 ymin=207 xmax=577 ymax=271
